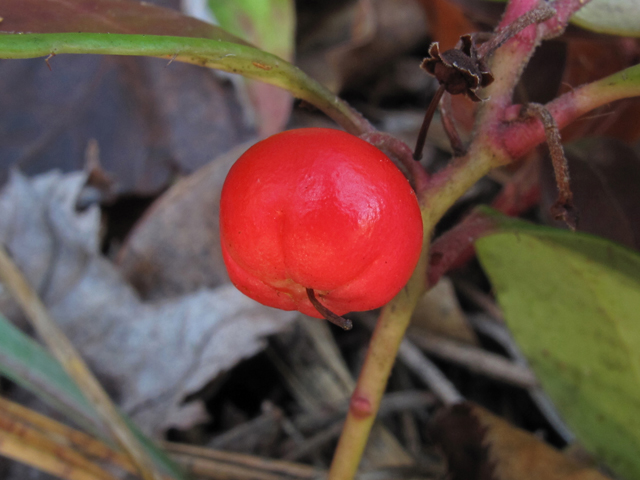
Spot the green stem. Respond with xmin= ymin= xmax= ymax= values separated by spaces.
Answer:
xmin=0 ymin=32 xmax=373 ymax=136
xmin=327 ymin=144 xmax=498 ymax=480
xmin=327 ymin=239 xmax=430 ymax=480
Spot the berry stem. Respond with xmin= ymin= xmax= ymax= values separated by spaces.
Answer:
xmin=306 ymin=289 xmax=353 ymax=331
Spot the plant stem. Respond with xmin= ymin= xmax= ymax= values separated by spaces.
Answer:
xmin=327 ymin=141 xmax=498 ymax=479
xmin=327 ymin=241 xmax=430 ymax=480
xmin=503 ymin=62 xmax=640 ymax=160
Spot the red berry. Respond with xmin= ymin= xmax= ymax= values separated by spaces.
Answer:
xmin=220 ymin=128 xmax=423 ymax=320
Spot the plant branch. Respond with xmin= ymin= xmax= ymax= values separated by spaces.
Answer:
xmin=427 ymin=157 xmax=541 ymax=287
xmin=503 ymin=63 xmax=640 ymax=161
xmin=476 ymin=2 xmax=555 ymax=59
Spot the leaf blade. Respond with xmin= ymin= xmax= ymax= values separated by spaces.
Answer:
xmin=475 ymin=219 xmax=640 ymax=479
xmin=0 ymin=32 xmax=369 ymax=135
xmin=202 ymin=0 xmax=296 ymax=135
xmin=571 ymin=0 xmax=640 ymax=37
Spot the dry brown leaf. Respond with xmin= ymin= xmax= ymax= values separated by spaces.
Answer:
xmin=297 ymin=0 xmax=428 ymax=94
xmin=430 ymin=402 xmax=611 ymax=480
xmin=117 ymin=142 xmax=255 ymax=300
xmin=0 ymin=0 xmax=254 ymax=195
xmin=411 ymin=277 xmax=477 ymax=344
xmin=0 ymin=170 xmax=296 ymax=437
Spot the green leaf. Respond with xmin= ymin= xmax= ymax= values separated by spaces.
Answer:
xmin=0 ymin=313 xmax=187 ymax=479
xmin=475 ymin=216 xmax=640 ymax=479
xmin=202 ymin=0 xmax=296 ymax=134
xmin=0 ymin=32 xmax=368 ymax=135
xmin=571 ymin=0 xmax=640 ymax=37
xmin=205 ymin=0 xmax=294 ymax=60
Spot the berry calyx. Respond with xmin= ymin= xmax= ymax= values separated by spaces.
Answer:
xmin=220 ymin=128 xmax=423 ymax=324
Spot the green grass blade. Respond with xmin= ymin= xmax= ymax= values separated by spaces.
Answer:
xmin=0 ymin=313 xmax=187 ymax=479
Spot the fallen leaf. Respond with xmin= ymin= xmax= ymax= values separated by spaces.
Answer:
xmin=411 ymin=277 xmax=478 ymax=344
xmin=0 ymin=170 xmax=295 ymax=437
xmin=430 ymin=402 xmax=611 ymax=480
xmin=296 ymin=0 xmax=428 ymax=94
xmin=117 ymin=142 xmax=254 ymax=300
xmin=0 ymin=0 xmax=253 ymax=194
xmin=475 ymin=213 xmax=640 ymax=479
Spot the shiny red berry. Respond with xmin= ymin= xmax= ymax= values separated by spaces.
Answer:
xmin=220 ymin=128 xmax=423 ymax=320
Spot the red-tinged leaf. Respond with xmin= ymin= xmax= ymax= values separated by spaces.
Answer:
xmin=0 ymin=0 xmax=256 ymax=194
xmin=430 ymin=402 xmax=611 ymax=480
xmin=540 ymin=138 xmax=640 ymax=250
xmin=0 ymin=0 xmax=247 ymax=44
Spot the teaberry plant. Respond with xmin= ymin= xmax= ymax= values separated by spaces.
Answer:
xmin=1 ymin=0 xmax=640 ymax=479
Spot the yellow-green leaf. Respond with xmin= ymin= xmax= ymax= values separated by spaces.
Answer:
xmin=571 ymin=0 xmax=640 ymax=37
xmin=475 ymin=215 xmax=640 ymax=479
xmin=201 ymin=0 xmax=296 ymax=135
